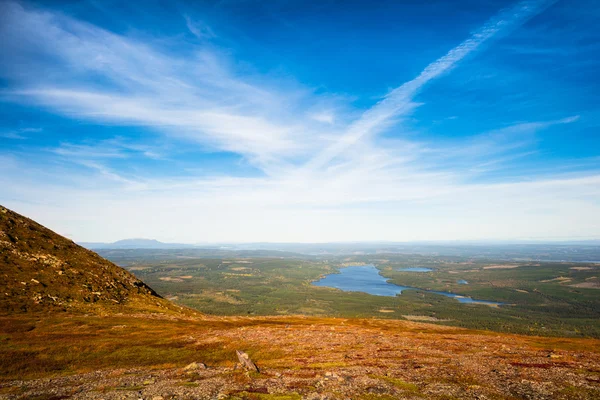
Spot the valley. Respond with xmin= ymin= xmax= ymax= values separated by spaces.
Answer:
xmin=99 ymin=249 xmax=600 ymax=338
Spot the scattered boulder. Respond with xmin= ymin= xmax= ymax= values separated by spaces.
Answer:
xmin=236 ymin=350 xmax=259 ymax=372
xmin=184 ymin=362 xmax=207 ymax=371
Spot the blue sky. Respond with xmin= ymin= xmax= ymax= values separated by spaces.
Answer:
xmin=1 ymin=0 xmax=599 ymax=242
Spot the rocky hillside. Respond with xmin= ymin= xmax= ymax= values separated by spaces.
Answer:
xmin=0 ymin=205 xmax=174 ymax=314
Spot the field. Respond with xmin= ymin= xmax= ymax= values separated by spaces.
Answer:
xmin=2 ymin=313 xmax=600 ymax=399
xmin=98 ymin=250 xmax=600 ymax=338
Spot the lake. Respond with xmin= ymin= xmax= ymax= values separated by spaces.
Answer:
xmin=313 ymin=265 xmax=502 ymax=306
xmin=313 ymin=265 xmax=414 ymax=296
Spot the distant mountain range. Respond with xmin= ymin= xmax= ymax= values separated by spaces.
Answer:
xmin=81 ymin=239 xmax=600 ymax=251
xmin=80 ymin=238 xmax=197 ymax=249
xmin=78 ymin=238 xmax=600 ymax=253
xmin=77 ymin=239 xmax=600 ymax=262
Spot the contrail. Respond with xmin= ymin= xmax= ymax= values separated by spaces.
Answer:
xmin=304 ymin=0 xmax=558 ymax=171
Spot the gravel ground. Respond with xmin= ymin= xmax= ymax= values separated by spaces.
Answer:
xmin=2 ymin=320 xmax=599 ymax=399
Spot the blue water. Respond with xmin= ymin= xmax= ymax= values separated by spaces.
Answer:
xmin=313 ymin=265 xmax=414 ymax=296
xmin=313 ymin=265 xmax=502 ymax=306
xmin=457 ymin=279 xmax=469 ymax=284
xmin=398 ymin=267 xmax=433 ymax=272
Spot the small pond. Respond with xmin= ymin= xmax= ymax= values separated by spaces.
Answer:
xmin=313 ymin=265 xmax=502 ymax=306
xmin=457 ymin=279 xmax=469 ymax=284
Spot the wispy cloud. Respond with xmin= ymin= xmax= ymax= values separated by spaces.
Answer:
xmin=0 ymin=127 xmax=41 ymax=139
xmin=0 ymin=1 xmax=314 ymax=173
xmin=309 ymin=111 xmax=336 ymax=125
xmin=184 ymin=15 xmax=216 ymax=39
xmin=51 ymin=137 xmax=165 ymax=160
xmin=1 ymin=131 xmax=26 ymax=140
xmin=304 ymin=0 xmax=559 ymax=171
xmin=1 ymin=0 xmax=598 ymax=242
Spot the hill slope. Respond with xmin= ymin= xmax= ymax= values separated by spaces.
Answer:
xmin=0 ymin=205 xmax=176 ymax=314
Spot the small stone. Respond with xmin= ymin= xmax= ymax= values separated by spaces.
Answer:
xmin=236 ymin=350 xmax=259 ymax=372
xmin=184 ymin=362 xmax=207 ymax=371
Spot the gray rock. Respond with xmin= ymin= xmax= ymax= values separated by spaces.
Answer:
xmin=184 ymin=362 xmax=207 ymax=371
xmin=235 ymin=350 xmax=259 ymax=372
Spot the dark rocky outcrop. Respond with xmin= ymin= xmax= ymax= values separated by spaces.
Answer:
xmin=0 ymin=205 xmax=169 ymax=314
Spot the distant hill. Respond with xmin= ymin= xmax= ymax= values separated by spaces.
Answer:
xmin=0 ymin=205 xmax=178 ymax=314
xmin=81 ymin=238 xmax=196 ymax=249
